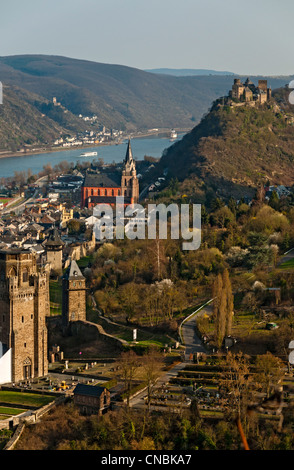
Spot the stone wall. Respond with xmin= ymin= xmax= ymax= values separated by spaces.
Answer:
xmin=2 ymin=395 xmax=67 ymax=449
xmin=68 ymin=320 xmax=126 ymax=350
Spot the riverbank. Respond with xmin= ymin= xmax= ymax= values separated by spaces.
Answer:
xmin=0 ymin=128 xmax=191 ymax=161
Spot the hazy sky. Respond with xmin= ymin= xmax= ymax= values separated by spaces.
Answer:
xmin=1 ymin=0 xmax=294 ymax=75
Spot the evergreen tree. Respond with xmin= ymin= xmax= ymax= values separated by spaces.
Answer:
xmin=213 ymin=269 xmax=234 ymax=348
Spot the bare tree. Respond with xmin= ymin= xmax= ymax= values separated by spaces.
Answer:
xmin=141 ymin=348 xmax=164 ymax=411
xmin=119 ymin=350 xmax=140 ymax=409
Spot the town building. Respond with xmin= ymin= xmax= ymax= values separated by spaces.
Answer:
xmin=73 ymin=383 xmax=111 ymax=416
xmin=0 ymin=249 xmax=49 ymax=384
xmin=62 ymin=259 xmax=86 ymax=326
xmin=81 ymin=139 xmax=139 ymax=209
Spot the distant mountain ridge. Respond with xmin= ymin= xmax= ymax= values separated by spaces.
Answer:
xmin=0 ymin=55 xmax=294 ymax=152
xmin=145 ymin=68 xmax=235 ymax=76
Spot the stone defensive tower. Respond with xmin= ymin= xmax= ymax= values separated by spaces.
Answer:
xmin=0 ymin=249 xmax=49 ymax=383
xmin=62 ymin=260 xmax=86 ymax=326
xmin=44 ymin=227 xmax=64 ymax=275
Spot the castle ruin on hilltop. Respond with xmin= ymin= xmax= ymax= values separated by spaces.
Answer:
xmin=229 ymin=78 xmax=272 ymax=105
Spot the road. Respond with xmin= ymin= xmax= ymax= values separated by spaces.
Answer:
xmin=129 ymin=300 xmax=212 ymax=409
xmin=2 ymin=176 xmax=48 ymax=215
xmin=129 ymin=361 xmax=188 ymax=409
xmin=181 ymin=303 xmax=212 ymax=360
xmin=277 ymin=247 xmax=294 ymax=267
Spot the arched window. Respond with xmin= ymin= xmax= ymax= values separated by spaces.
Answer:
xmin=23 ymin=357 xmax=32 ymax=379
xmin=8 ymin=267 xmax=17 ymax=277
xmin=112 ymin=189 xmax=114 ymax=196
xmin=98 ymin=189 xmax=100 ymax=196
xmin=105 ymin=189 xmax=107 ymax=196
xmin=22 ymin=268 xmax=29 ymax=283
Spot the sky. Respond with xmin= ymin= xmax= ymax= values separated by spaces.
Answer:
xmin=1 ymin=0 xmax=294 ymax=75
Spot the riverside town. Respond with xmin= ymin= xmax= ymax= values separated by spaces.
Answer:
xmin=1 ymin=0 xmax=294 ymax=457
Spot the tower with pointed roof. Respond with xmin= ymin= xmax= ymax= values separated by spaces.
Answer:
xmin=43 ymin=228 xmax=64 ymax=276
xmin=121 ymin=139 xmax=139 ymax=204
xmin=62 ymin=259 xmax=86 ymax=326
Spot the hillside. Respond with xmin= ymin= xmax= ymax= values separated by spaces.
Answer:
xmin=0 ymin=84 xmax=98 ymax=152
xmin=145 ymin=68 xmax=235 ymax=76
xmin=0 ymin=55 xmax=292 ymax=134
xmin=157 ymin=87 xmax=294 ymax=201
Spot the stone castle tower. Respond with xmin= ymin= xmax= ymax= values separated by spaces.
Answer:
xmin=0 ymin=249 xmax=49 ymax=383
xmin=44 ymin=227 xmax=64 ymax=276
xmin=121 ymin=139 xmax=139 ymax=204
xmin=62 ymin=260 xmax=86 ymax=326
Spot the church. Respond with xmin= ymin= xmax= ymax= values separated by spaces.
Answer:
xmin=81 ymin=139 xmax=139 ymax=209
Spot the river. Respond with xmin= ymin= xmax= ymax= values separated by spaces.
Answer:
xmin=0 ymin=134 xmax=185 ymax=178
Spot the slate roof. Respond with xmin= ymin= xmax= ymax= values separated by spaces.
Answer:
xmin=87 ymin=195 xmax=132 ymax=205
xmin=73 ymin=383 xmax=107 ymax=397
xmin=83 ymin=171 xmax=121 ymax=188
xmin=64 ymin=259 xmax=84 ymax=280
xmin=44 ymin=228 xmax=65 ymax=247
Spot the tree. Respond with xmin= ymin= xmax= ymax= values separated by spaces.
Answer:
xmin=212 ymin=269 xmax=234 ymax=348
xmin=147 ymin=238 xmax=167 ymax=281
xmin=213 ymin=273 xmax=226 ymax=348
xmin=213 ymin=206 xmax=235 ymax=228
xmin=118 ymin=282 xmax=140 ymax=322
xmin=255 ymin=352 xmax=284 ymax=399
xmin=222 ymin=269 xmax=234 ymax=336
xmin=119 ymin=350 xmax=140 ymax=409
xmin=141 ymin=348 xmax=164 ymax=410
xmin=269 ymin=190 xmax=280 ymax=210
xmin=221 ymin=352 xmax=253 ymax=422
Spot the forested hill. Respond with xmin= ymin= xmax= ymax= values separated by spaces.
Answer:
xmin=0 ymin=84 xmax=96 ymax=152
xmin=157 ymin=87 xmax=294 ymax=201
xmin=0 ymin=55 xmax=292 ymax=132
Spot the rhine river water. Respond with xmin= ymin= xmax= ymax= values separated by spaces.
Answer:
xmin=0 ymin=134 xmax=185 ymax=178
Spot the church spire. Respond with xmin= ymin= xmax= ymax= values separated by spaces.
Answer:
xmin=124 ymin=139 xmax=133 ymax=165
xmin=123 ymin=139 xmax=136 ymax=174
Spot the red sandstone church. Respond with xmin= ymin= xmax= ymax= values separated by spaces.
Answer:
xmin=81 ymin=139 xmax=140 ymax=209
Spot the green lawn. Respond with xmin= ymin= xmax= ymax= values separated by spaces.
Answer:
xmin=0 ymin=406 xmax=26 ymax=416
xmin=49 ymin=280 xmax=63 ymax=315
xmin=77 ymin=254 xmax=95 ymax=268
xmin=0 ymin=391 xmax=54 ymax=408
xmin=87 ymin=310 xmax=174 ymax=347
xmin=278 ymin=258 xmax=294 ymax=270
xmin=0 ymin=415 xmax=10 ymax=421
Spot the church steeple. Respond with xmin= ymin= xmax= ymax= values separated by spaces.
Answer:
xmin=123 ymin=139 xmax=136 ymax=174
xmin=121 ymin=138 xmax=139 ymax=204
